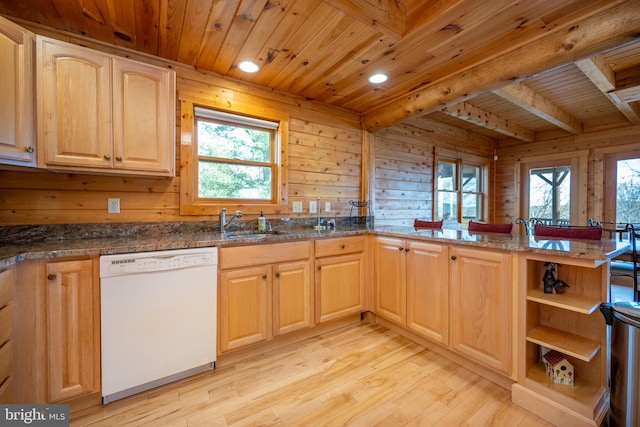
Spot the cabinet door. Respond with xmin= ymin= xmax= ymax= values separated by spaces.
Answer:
xmin=0 ymin=17 xmax=35 ymax=166
xmin=315 ymin=253 xmax=364 ymax=323
xmin=219 ymin=266 xmax=270 ymax=352
xmin=112 ymin=58 xmax=175 ymax=175
xmin=273 ymin=260 xmax=312 ymax=336
xmin=37 ymin=37 xmax=112 ymax=169
xmin=406 ymin=241 xmax=449 ymax=345
xmin=450 ymin=247 xmax=512 ymax=375
xmin=0 ymin=267 xmax=14 ymax=403
xmin=374 ymin=237 xmax=406 ymax=325
xmin=45 ymin=259 xmax=98 ymax=402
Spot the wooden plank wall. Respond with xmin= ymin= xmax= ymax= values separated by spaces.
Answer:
xmin=0 ymin=34 xmax=362 ymax=225
xmin=371 ymin=118 xmax=496 ymax=227
xmin=493 ymin=125 xmax=640 ymax=226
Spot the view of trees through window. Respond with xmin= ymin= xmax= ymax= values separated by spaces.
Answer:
xmin=616 ymin=158 xmax=640 ymax=224
xmin=528 ymin=166 xmax=571 ymax=224
xmin=437 ymin=160 xmax=482 ymax=222
xmin=196 ymin=117 xmax=274 ymax=200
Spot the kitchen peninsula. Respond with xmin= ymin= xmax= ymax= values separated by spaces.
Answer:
xmin=0 ymin=222 xmax=629 ymax=426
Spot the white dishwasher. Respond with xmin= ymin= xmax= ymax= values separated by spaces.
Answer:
xmin=100 ymin=247 xmax=217 ymax=404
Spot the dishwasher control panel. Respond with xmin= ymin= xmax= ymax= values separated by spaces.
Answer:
xmin=100 ymin=248 xmax=217 ymax=277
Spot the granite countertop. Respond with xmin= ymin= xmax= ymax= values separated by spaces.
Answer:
xmin=373 ymin=226 xmax=631 ymax=262
xmin=0 ymin=222 xmax=368 ymax=270
xmin=0 ymin=222 xmax=630 ymax=270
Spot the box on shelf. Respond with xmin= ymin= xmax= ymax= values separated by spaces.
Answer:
xmin=542 ymin=349 xmax=574 ymax=385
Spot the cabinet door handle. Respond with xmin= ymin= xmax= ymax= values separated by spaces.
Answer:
xmin=341 ymin=244 xmax=346 ymax=249
xmin=25 ymin=146 xmax=34 ymax=153
xmin=115 ymin=156 xmax=122 ymax=162
xmin=262 ymin=274 xmax=267 ymax=279
xmin=318 ymin=266 xmax=322 ymax=271
xmin=405 ymin=248 xmax=409 ymax=252
xmin=451 ymin=255 xmax=457 ymax=261
xmin=104 ymin=154 xmax=111 ymax=161
xmin=47 ymin=274 xmax=57 ymax=280
xmin=275 ymin=272 xmax=280 ymax=278
xmin=398 ymin=247 xmax=404 ymax=251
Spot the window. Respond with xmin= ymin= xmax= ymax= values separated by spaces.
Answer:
xmin=615 ymin=158 xmax=640 ymax=224
xmin=195 ymin=107 xmax=277 ymax=201
xmin=436 ymin=157 xmax=486 ymax=223
xmin=179 ymin=98 xmax=288 ymax=216
xmin=528 ymin=166 xmax=571 ymax=225
xmin=517 ymin=151 xmax=587 ymax=227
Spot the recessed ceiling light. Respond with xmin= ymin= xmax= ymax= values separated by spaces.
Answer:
xmin=238 ymin=61 xmax=259 ymax=73
xmin=369 ymin=73 xmax=388 ymax=84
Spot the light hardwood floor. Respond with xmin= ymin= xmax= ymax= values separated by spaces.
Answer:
xmin=72 ymin=322 xmax=554 ymax=426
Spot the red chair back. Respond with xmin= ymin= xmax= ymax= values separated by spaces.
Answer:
xmin=468 ymin=221 xmax=513 ymax=234
xmin=533 ymin=224 xmax=602 ymax=240
xmin=414 ymin=219 xmax=443 ymax=229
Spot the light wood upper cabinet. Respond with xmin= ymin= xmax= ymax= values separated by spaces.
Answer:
xmin=112 ymin=59 xmax=175 ymax=174
xmin=37 ymin=37 xmax=112 ymax=169
xmin=37 ymin=36 xmax=175 ymax=176
xmin=449 ymin=247 xmax=513 ymax=376
xmin=0 ymin=16 xmax=35 ymax=166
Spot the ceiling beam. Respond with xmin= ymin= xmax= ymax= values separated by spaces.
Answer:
xmin=576 ymin=56 xmax=640 ymax=124
xmin=362 ymin=0 xmax=640 ymax=132
xmin=492 ymin=83 xmax=583 ymax=134
xmin=322 ymin=0 xmax=406 ymax=40
xmin=441 ymin=102 xmax=535 ymax=142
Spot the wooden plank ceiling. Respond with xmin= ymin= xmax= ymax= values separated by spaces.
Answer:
xmin=1 ymin=0 xmax=640 ymax=143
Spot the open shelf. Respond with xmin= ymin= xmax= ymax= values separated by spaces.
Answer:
xmin=526 ymin=325 xmax=600 ymax=362
xmin=525 ymin=363 xmax=606 ymax=412
xmin=527 ymin=288 xmax=600 ymax=314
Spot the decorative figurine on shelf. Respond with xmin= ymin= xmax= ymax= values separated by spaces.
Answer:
xmin=543 ymin=262 xmax=570 ymax=294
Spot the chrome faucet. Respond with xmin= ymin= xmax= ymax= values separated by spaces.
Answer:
xmin=220 ymin=208 xmax=242 ymax=233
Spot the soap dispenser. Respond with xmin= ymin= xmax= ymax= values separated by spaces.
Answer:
xmin=258 ymin=211 xmax=266 ymax=231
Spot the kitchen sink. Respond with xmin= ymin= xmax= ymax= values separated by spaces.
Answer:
xmin=224 ymin=230 xmax=288 ymax=239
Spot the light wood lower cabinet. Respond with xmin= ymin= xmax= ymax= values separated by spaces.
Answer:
xmin=374 ymin=237 xmax=512 ymax=375
xmin=314 ymin=236 xmax=366 ymax=323
xmin=219 ymin=266 xmax=270 ymax=352
xmin=218 ymin=242 xmax=312 ymax=353
xmin=45 ymin=259 xmax=99 ymax=402
xmin=374 ymin=236 xmax=449 ymax=345
xmin=0 ymin=266 xmax=15 ymax=403
xmin=13 ymin=257 xmax=99 ymax=404
xmin=449 ymin=246 xmax=513 ymax=376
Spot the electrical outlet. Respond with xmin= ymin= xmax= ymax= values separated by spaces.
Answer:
xmin=325 ymin=202 xmax=331 ymax=213
xmin=108 ymin=198 xmax=120 ymax=214
xmin=292 ymin=201 xmax=303 ymax=213
xmin=309 ymin=200 xmax=317 ymax=214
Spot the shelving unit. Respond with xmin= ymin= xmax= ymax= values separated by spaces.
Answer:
xmin=513 ymin=255 xmax=609 ymax=426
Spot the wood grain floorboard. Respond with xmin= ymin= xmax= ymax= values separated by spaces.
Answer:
xmin=71 ymin=323 xmax=554 ymax=427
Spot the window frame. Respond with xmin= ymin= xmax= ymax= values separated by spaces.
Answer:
xmin=515 ymin=150 xmax=588 ymax=227
xmin=179 ymin=96 xmax=289 ymax=216
xmin=434 ymin=149 xmax=489 ymax=225
xmin=602 ymin=147 xmax=640 ymax=224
